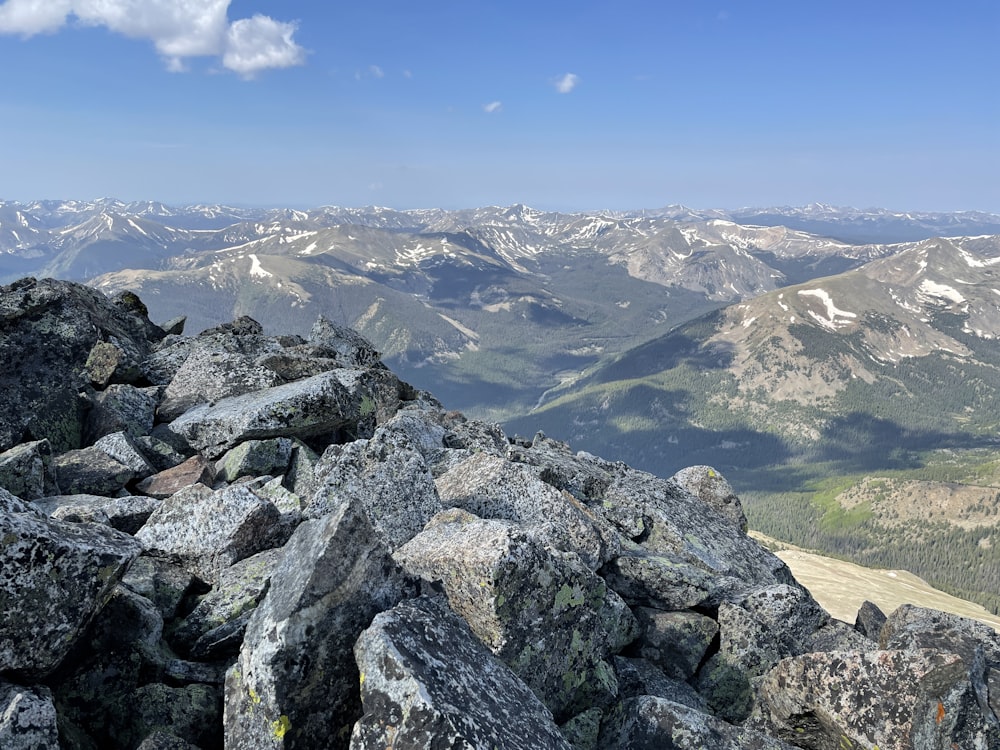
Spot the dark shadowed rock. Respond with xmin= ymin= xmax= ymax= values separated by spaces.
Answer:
xmin=629 ymin=607 xmax=719 ymax=681
xmin=135 ymin=484 xmax=280 ymax=583
xmin=215 ymin=438 xmax=293 ymax=483
xmin=33 ymin=493 xmax=159 ymax=534
xmin=0 ymin=277 xmax=161 ymax=452
xmin=600 ymin=696 xmax=795 ymax=750
xmin=133 ymin=434 xmax=188 ymax=472
xmin=0 ymin=680 xmax=59 ymax=750
xmin=671 ymin=465 xmax=749 ymax=532
xmin=0 ymin=488 xmax=141 ymax=679
xmin=52 ymin=446 xmax=134 ymax=496
xmin=612 ymin=656 xmax=708 ymax=711
xmin=85 ymin=384 xmax=157 ymax=443
xmin=351 ymin=595 xmax=574 ymax=750
xmin=224 ymin=497 xmax=415 ymax=750
xmin=84 ymin=339 xmax=143 ymax=387
xmin=136 ymin=454 xmax=216 ymax=499
xmin=166 ymin=368 xmax=406 ymax=459
xmin=395 ymin=508 xmax=637 ymax=721
xmin=855 ymin=599 xmax=888 ymax=640
xmin=121 ymin=555 xmax=196 ymax=622
xmin=0 ymin=439 xmax=59 ymax=499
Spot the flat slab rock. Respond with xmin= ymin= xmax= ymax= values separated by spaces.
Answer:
xmin=351 ymin=595 xmax=573 ymax=750
xmin=0 ymin=680 xmax=60 ymax=750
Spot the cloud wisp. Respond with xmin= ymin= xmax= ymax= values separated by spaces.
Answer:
xmin=0 ymin=0 xmax=306 ymax=77
xmin=554 ymin=73 xmax=579 ymax=94
xmin=483 ymin=101 xmax=502 ymax=114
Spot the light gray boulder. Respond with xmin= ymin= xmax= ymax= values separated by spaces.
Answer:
xmin=166 ymin=368 xmax=406 ymax=459
xmin=85 ymin=383 xmax=157 ymax=443
xmin=215 ymin=438 xmax=294 ymax=483
xmin=671 ymin=464 xmax=749 ymax=532
xmin=224 ymin=497 xmax=416 ymax=750
xmin=135 ymin=484 xmax=281 ymax=583
xmin=0 ymin=439 xmax=59 ymax=500
xmin=351 ymin=595 xmax=574 ymax=750
xmin=0 ymin=487 xmax=141 ymax=678
xmin=0 ymin=680 xmax=59 ymax=750
xmin=395 ymin=508 xmax=637 ymax=721
xmin=94 ymin=431 xmax=157 ymax=478
xmin=34 ymin=493 xmax=159 ymax=534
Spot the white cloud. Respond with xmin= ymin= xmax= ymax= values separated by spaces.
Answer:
xmin=483 ymin=101 xmax=502 ymax=114
xmin=0 ymin=0 xmax=305 ymax=77
xmin=554 ymin=73 xmax=579 ymax=94
xmin=369 ymin=64 xmax=384 ymax=78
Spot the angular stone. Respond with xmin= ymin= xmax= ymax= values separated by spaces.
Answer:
xmin=94 ymin=431 xmax=157 ymax=478
xmin=117 ymin=683 xmax=222 ymax=750
xmin=612 ymin=656 xmax=708 ymax=711
xmin=751 ymin=649 xmax=1000 ymax=749
xmin=351 ymin=595 xmax=573 ymax=750
xmin=255 ymin=347 xmax=341 ymax=382
xmin=436 ymin=452 xmax=611 ymax=569
xmin=159 ymin=316 xmax=186 ymax=336
xmin=0 ymin=488 xmax=142 ymax=678
xmin=0 ymin=277 xmax=161 ymax=452
xmin=215 ymin=438 xmax=293 ymax=483
xmin=308 ymin=315 xmax=384 ymax=369
xmin=52 ymin=445 xmax=134 ymax=496
xmin=133 ymin=434 xmax=188 ymax=472
xmin=121 ymin=555 xmax=197 ymax=622
xmin=136 ymin=454 xmax=216 ymax=499
xmin=136 ymin=732 xmax=200 ymax=750
xmin=224 ymin=498 xmax=415 ymax=750
xmin=395 ymin=509 xmax=637 ymax=721
xmin=308 ymin=426 xmax=442 ymax=549
xmin=136 ymin=484 xmax=280 ymax=583
xmin=630 ymin=607 xmax=719 ymax=681
xmin=85 ymin=339 xmax=142 ymax=387
xmin=855 ymin=599 xmax=888 ymax=641
xmin=169 ymin=548 xmax=281 ymax=660
xmin=0 ymin=680 xmax=59 ymax=750
xmin=34 ymin=493 xmax=159 ymax=534
xmin=0 ymin=439 xmax=59 ymax=500
xmin=85 ymin=383 xmax=157 ymax=442
xmin=166 ymin=368 xmax=406 ymax=459
xmin=600 ymin=696 xmax=795 ymax=750
xmin=670 ymin=465 xmax=748 ymax=532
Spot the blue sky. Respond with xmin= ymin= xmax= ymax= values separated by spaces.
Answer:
xmin=1 ymin=1 xmax=998 ymax=213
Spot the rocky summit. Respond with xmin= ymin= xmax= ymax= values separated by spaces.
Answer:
xmin=0 ymin=277 xmax=998 ymax=750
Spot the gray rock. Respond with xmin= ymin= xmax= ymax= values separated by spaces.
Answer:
xmin=0 ymin=277 xmax=161 ymax=452
xmin=94 ymin=431 xmax=157 ymax=478
xmin=136 ymin=732 xmax=199 ymax=750
xmin=855 ymin=598 xmax=888 ymax=641
xmin=34 ymin=493 xmax=160 ymax=534
xmin=436 ymin=452 xmax=612 ymax=570
xmin=0 ymin=487 xmax=141 ymax=678
xmin=121 ymin=555 xmax=197 ymax=621
xmin=84 ymin=339 xmax=143 ymax=387
xmin=159 ymin=316 xmax=186 ymax=336
xmin=0 ymin=439 xmax=59 ymax=499
xmin=166 ymin=368 xmax=406 ymax=459
xmin=215 ymin=437 xmax=293 ymax=483
xmin=133 ymin=434 xmax=188 ymax=472
xmin=670 ymin=464 xmax=749 ymax=532
xmin=351 ymin=596 xmax=574 ymax=750
xmin=630 ymin=607 xmax=719 ymax=681
xmin=805 ymin=618 xmax=878 ymax=653
xmin=751 ymin=648 xmax=1000 ymax=749
xmin=308 ymin=315 xmax=384 ymax=369
xmin=52 ymin=445 xmax=135 ymax=496
xmin=169 ymin=548 xmax=281 ymax=660
xmin=224 ymin=497 xmax=415 ymax=750
xmin=559 ymin=707 xmax=603 ymax=750
xmin=395 ymin=508 xmax=637 ymax=721
xmin=612 ymin=656 xmax=708 ymax=711
xmin=256 ymin=347 xmax=341 ymax=381
xmin=600 ymin=696 xmax=795 ymax=750
xmin=136 ymin=484 xmax=281 ymax=583
xmin=85 ymin=383 xmax=157 ymax=443
xmin=136 ymin=454 xmax=216 ymax=499
xmin=308 ymin=426 xmax=442 ymax=549
xmin=0 ymin=680 xmax=59 ymax=750
xmin=118 ymin=682 xmax=222 ymax=750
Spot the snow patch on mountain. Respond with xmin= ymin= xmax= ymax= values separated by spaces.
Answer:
xmin=797 ymin=289 xmax=857 ymax=330
xmin=918 ymin=279 xmax=965 ymax=304
xmin=248 ymin=254 xmax=272 ymax=279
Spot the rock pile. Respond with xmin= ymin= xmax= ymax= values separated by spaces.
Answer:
xmin=1 ymin=277 xmax=999 ymax=749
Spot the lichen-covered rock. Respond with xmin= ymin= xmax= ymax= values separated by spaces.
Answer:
xmin=224 ymin=497 xmax=415 ymax=750
xmin=215 ymin=438 xmax=294 ymax=483
xmin=0 ymin=277 xmax=161 ymax=452
xmin=94 ymin=431 xmax=157 ymax=479
xmin=133 ymin=434 xmax=188 ymax=472
xmin=670 ymin=464 xmax=748 ymax=532
xmin=33 ymin=493 xmax=159 ymax=534
xmin=52 ymin=445 xmax=135 ymax=496
xmin=166 ymin=368 xmax=406 ymax=459
xmin=307 ymin=427 xmax=442 ymax=549
xmin=308 ymin=315 xmax=385 ymax=369
xmin=135 ymin=484 xmax=280 ymax=583
xmin=751 ymin=648 xmax=1000 ymax=749
xmin=136 ymin=454 xmax=216 ymax=499
xmin=0 ymin=439 xmax=59 ymax=500
xmin=136 ymin=731 xmax=200 ymax=750
xmin=0 ymin=487 xmax=142 ymax=678
xmin=436 ymin=452 xmax=612 ymax=570
xmin=169 ymin=547 xmax=281 ymax=660
xmin=600 ymin=696 xmax=796 ymax=750
xmin=351 ymin=595 xmax=573 ymax=750
xmin=0 ymin=680 xmax=59 ymax=750
xmin=84 ymin=383 xmax=157 ymax=443
xmin=612 ymin=656 xmax=708 ymax=711
xmin=395 ymin=509 xmax=637 ymax=720
xmin=855 ymin=599 xmax=888 ymax=640
xmin=121 ymin=555 xmax=196 ymax=621
xmin=629 ymin=607 xmax=719 ymax=682
xmin=118 ymin=682 xmax=222 ymax=750
xmin=84 ymin=339 xmax=143 ymax=387
xmin=559 ymin=707 xmax=604 ymax=750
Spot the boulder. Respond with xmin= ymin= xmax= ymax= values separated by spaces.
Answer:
xmin=612 ymin=656 xmax=708 ymax=711
xmin=0 ymin=680 xmax=59 ymax=750
xmin=670 ymin=464 xmax=749 ymax=532
xmin=629 ymin=607 xmax=719 ymax=681
xmin=308 ymin=315 xmax=384 ymax=369
xmin=136 ymin=454 xmax=216 ymax=499
xmin=52 ymin=446 xmax=134 ymax=496
xmin=94 ymin=431 xmax=157 ymax=478
xmin=0 ymin=488 xmax=141 ymax=678
xmin=351 ymin=595 xmax=573 ymax=750
xmin=215 ymin=438 xmax=293 ymax=483
xmin=224 ymin=497 xmax=416 ymax=750
xmin=121 ymin=555 xmax=197 ymax=622
xmin=395 ymin=509 xmax=637 ymax=720
xmin=855 ymin=598 xmax=888 ymax=640
xmin=166 ymin=368 xmax=407 ymax=459
xmin=33 ymin=493 xmax=159 ymax=534
xmin=84 ymin=384 xmax=157 ymax=443
xmin=84 ymin=339 xmax=143 ymax=387
xmin=135 ymin=484 xmax=281 ymax=583
xmin=0 ymin=439 xmax=59 ymax=499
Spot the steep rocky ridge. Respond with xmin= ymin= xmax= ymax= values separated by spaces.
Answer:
xmin=1 ymin=276 xmax=999 ymax=749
